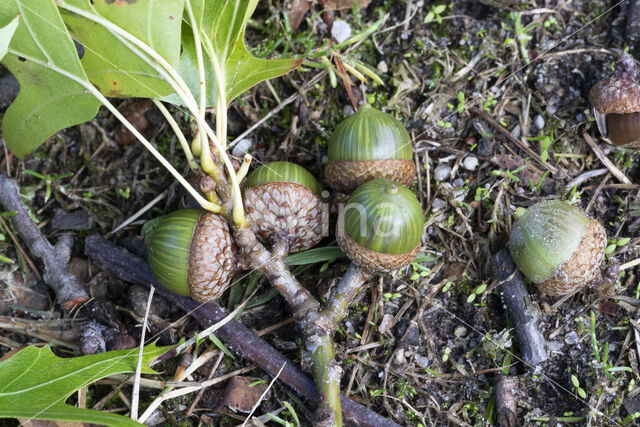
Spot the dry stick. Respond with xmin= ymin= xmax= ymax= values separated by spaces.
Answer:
xmin=131 ymin=286 xmax=154 ymax=421
xmin=83 ymin=235 xmax=399 ymax=427
xmin=0 ymin=174 xmax=88 ymax=309
xmin=470 ymin=108 xmax=561 ymax=177
xmin=495 ymin=374 xmax=519 ymax=427
xmin=582 ymin=132 xmax=631 ymax=184
xmin=492 ymin=249 xmax=548 ymax=366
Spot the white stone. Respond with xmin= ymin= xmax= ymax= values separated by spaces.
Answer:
xmin=434 ymin=164 xmax=452 ymax=181
xmin=331 ymin=20 xmax=352 ymax=44
xmin=432 ymin=198 xmax=447 ymax=211
xmin=232 ymin=138 xmax=252 ymax=156
xmin=534 ymin=114 xmax=545 ymax=130
xmin=463 ymin=156 xmax=478 ymax=171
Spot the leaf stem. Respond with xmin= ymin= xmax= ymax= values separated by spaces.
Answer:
xmin=151 ymin=100 xmax=200 ymax=171
xmin=202 ymin=34 xmax=246 ymax=227
xmin=58 ymin=2 xmax=245 ymax=223
xmin=9 ymin=49 xmax=220 ymax=213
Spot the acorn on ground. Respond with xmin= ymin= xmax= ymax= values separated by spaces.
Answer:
xmin=589 ymin=55 xmax=640 ymax=147
xmin=243 ymin=161 xmax=328 ymax=253
xmin=325 ymin=105 xmax=416 ymax=193
xmin=336 ymin=179 xmax=423 ymax=272
xmin=144 ymin=209 xmax=239 ymax=303
xmin=508 ymin=200 xmax=607 ymax=296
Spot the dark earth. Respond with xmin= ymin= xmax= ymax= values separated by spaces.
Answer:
xmin=2 ymin=0 xmax=640 ymax=426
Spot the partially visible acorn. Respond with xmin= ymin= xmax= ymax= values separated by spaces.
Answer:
xmin=508 ymin=200 xmax=607 ymax=296
xmin=337 ymin=179 xmax=423 ymax=272
xmin=325 ymin=105 xmax=416 ymax=193
xmin=589 ymin=55 xmax=640 ymax=147
xmin=243 ymin=161 xmax=328 ymax=253
xmin=144 ymin=209 xmax=238 ymax=303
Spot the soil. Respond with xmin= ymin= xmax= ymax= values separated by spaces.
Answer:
xmin=1 ymin=0 xmax=640 ymax=426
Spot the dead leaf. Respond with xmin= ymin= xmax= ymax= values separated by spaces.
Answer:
xmin=324 ymin=0 xmax=371 ymax=11
xmin=285 ymin=0 xmax=311 ymax=29
xmin=222 ymin=376 xmax=269 ymax=413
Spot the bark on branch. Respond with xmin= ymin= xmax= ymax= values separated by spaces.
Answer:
xmin=492 ymin=249 xmax=547 ymax=367
xmin=0 ymin=174 xmax=88 ymax=309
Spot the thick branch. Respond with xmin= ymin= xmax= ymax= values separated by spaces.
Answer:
xmin=492 ymin=249 xmax=547 ymax=366
xmin=495 ymin=374 xmax=518 ymax=427
xmin=318 ymin=263 xmax=371 ymax=333
xmin=0 ymin=174 xmax=88 ymax=309
xmin=235 ymin=228 xmax=320 ymax=319
xmin=84 ymin=235 xmax=399 ymax=427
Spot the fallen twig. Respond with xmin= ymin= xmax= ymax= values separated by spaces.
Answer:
xmin=492 ymin=249 xmax=547 ymax=367
xmin=495 ymin=374 xmax=519 ymax=427
xmin=84 ymin=235 xmax=400 ymax=427
xmin=0 ymin=174 xmax=88 ymax=309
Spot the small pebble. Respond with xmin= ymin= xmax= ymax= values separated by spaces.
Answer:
xmin=331 ymin=19 xmax=351 ymax=44
xmin=564 ymin=331 xmax=579 ymax=345
xmin=377 ymin=61 xmax=388 ymax=73
xmin=452 ymin=178 xmax=465 ymax=188
xmin=232 ymin=138 xmax=253 ymax=156
xmin=454 ymin=325 xmax=467 ymax=338
xmin=462 ymin=156 xmax=478 ymax=171
xmin=415 ymin=354 xmax=429 ymax=369
xmin=434 ymin=163 xmax=452 ymax=181
xmin=343 ymin=105 xmax=355 ymax=117
xmin=534 ymin=114 xmax=545 ymax=130
xmin=432 ymin=198 xmax=447 ymax=211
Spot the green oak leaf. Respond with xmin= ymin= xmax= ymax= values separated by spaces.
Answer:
xmin=61 ymin=0 xmax=185 ymax=98
xmin=0 ymin=0 xmax=101 ymax=158
xmin=0 ymin=14 xmax=19 ymax=61
xmin=0 ymin=344 xmax=170 ymax=426
xmin=165 ymin=0 xmax=302 ymax=107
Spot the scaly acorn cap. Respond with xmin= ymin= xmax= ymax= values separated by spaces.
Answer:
xmin=243 ymin=161 xmax=328 ymax=253
xmin=508 ymin=200 xmax=606 ymax=296
xmin=145 ymin=209 xmax=238 ymax=303
xmin=589 ymin=55 xmax=640 ymax=146
xmin=337 ymin=179 xmax=423 ymax=272
xmin=326 ymin=104 xmax=416 ymax=193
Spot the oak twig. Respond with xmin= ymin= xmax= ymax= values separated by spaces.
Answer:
xmin=495 ymin=374 xmax=519 ymax=427
xmin=84 ymin=235 xmax=399 ymax=427
xmin=492 ymin=249 xmax=547 ymax=366
xmin=0 ymin=174 xmax=88 ymax=309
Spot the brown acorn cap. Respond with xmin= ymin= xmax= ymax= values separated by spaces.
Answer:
xmin=589 ymin=55 xmax=640 ymax=115
xmin=243 ymin=182 xmax=328 ymax=253
xmin=325 ymin=159 xmax=416 ymax=193
xmin=336 ymin=208 xmax=420 ymax=273
xmin=187 ymin=212 xmax=239 ymax=302
xmin=535 ymin=218 xmax=606 ymax=296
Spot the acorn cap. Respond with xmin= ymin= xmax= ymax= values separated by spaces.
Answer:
xmin=589 ymin=55 xmax=640 ymax=115
xmin=337 ymin=179 xmax=423 ymax=272
xmin=145 ymin=209 xmax=238 ymax=302
xmin=326 ymin=105 xmax=416 ymax=192
xmin=509 ymin=201 xmax=606 ymax=296
xmin=243 ymin=162 xmax=328 ymax=252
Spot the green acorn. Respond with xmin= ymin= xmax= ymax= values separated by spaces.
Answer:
xmin=508 ymin=201 xmax=607 ymax=296
xmin=144 ymin=209 xmax=239 ymax=303
xmin=336 ymin=179 xmax=423 ymax=272
xmin=326 ymin=105 xmax=416 ymax=193
xmin=243 ymin=161 xmax=328 ymax=253
xmin=589 ymin=55 xmax=640 ymax=147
